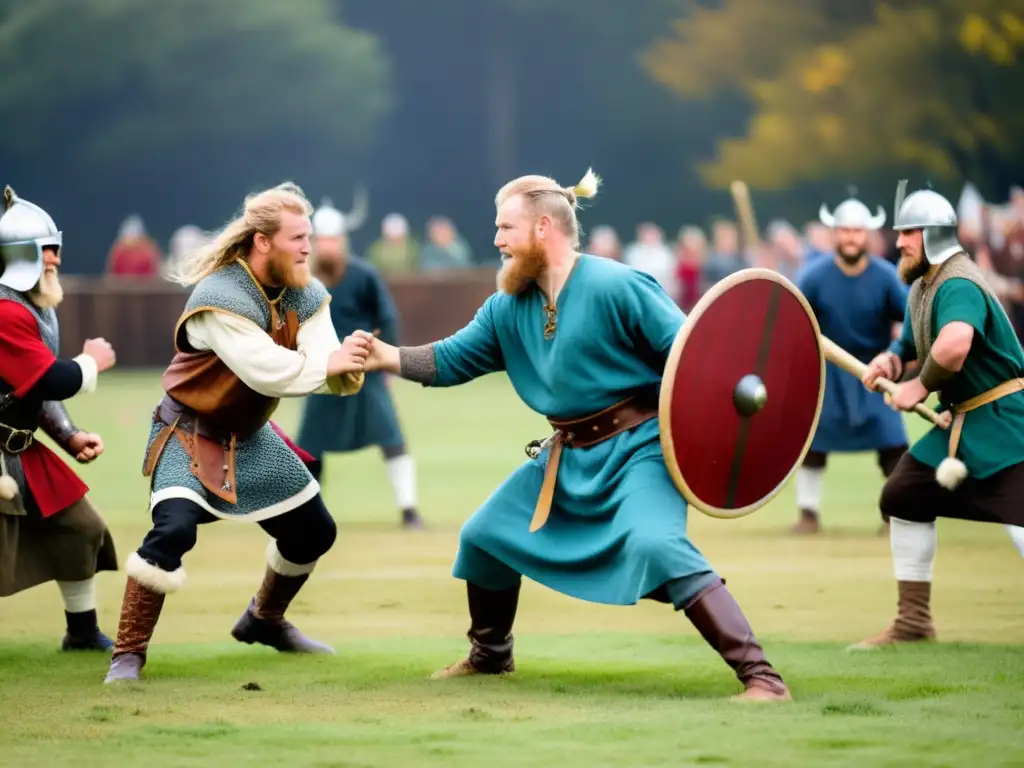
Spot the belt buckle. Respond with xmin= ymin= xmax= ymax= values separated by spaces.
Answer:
xmin=4 ymin=428 xmax=33 ymax=454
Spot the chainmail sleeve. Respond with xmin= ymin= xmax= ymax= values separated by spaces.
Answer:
xmin=398 ymin=345 xmax=437 ymax=385
xmin=39 ymin=400 xmax=80 ymax=451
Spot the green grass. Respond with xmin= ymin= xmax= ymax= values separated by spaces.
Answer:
xmin=2 ymin=372 xmax=1023 ymax=767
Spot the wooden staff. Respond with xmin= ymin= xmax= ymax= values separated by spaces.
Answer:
xmin=729 ymin=180 xmax=760 ymax=254
xmin=820 ymin=336 xmax=950 ymax=429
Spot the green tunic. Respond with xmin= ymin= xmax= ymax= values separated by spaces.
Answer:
xmin=889 ymin=257 xmax=1024 ymax=478
xmin=424 ymin=255 xmax=714 ymax=606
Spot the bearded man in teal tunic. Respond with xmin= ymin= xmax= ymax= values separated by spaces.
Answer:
xmin=360 ymin=169 xmax=791 ymax=701
xmin=855 ymin=184 xmax=1024 ymax=650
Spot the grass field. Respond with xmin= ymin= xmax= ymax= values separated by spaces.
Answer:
xmin=1 ymin=371 xmax=1022 ymax=767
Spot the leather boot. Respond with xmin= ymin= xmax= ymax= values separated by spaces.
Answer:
xmin=683 ymin=579 xmax=791 ymax=702
xmin=402 ymin=508 xmax=425 ymax=530
xmin=791 ymin=509 xmax=821 ymax=534
xmin=104 ymin=577 xmax=166 ymax=683
xmin=61 ymin=610 xmax=114 ymax=652
xmin=231 ymin=566 xmax=333 ymax=653
xmin=432 ymin=581 xmax=520 ymax=679
xmin=848 ymin=580 xmax=936 ymax=650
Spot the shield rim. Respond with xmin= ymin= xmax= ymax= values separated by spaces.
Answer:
xmin=658 ymin=268 xmax=826 ymax=520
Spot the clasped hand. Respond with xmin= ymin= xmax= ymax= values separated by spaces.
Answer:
xmin=327 ymin=330 xmax=376 ymax=376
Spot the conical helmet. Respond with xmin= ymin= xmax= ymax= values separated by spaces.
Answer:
xmin=892 ymin=183 xmax=961 ymax=265
xmin=0 ymin=186 xmax=61 ymax=291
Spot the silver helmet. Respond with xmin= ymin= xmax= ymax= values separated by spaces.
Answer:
xmin=311 ymin=187 xmax=370 ymax=238
xmin=818 ymin=196 xmax=886 ymax=230
xmin=0 ymin=186 xmax=61 ymax=292
xmin=892 ymin=180 xmax=961 ymax=265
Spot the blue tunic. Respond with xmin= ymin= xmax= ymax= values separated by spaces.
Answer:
xmin=798 ymin=256 xmax=910 ymax=453
xmin=425 ymin=255 xmax=714 ymax=606
xmin=297 ymin=257 xmax=405 ymax=455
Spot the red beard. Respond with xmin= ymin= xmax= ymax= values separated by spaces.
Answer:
xmin=497 ymin=236 xmax=547 ymax=295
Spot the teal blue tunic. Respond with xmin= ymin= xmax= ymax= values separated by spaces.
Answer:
xmin=426 ymin=255 xmax=714 ymax=606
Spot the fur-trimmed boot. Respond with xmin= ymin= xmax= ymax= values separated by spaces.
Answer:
xmin=230 ymin=542 xmax=333 ymax=653
xmin=432 ymin=581 xmax=520 ymax=679
xmin=683 ymin=579 xmax=791 ymax=702
xmin=848 ymin=580 xmax=936 ymax=650
xmin=103 ymin=553 xmax=185 ymax=683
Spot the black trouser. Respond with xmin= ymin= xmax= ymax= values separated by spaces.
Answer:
xmin=881 ymin=453 xmax=1024 ymax=527
xmin=137 ymin=494 xmax=337 ymax=572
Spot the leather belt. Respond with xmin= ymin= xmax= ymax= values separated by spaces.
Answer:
xmin=0 ymin=422 xmax=34 ymax=454
xmin=948 ymin=377 xmax=1024 ymax=461
xmin=154 ymin=397 xmax=249 ymax=443
xmin=528 ymin=393 xmax=659 ymax=532
xmin=144 ymin=396 xmax=239 ymax=504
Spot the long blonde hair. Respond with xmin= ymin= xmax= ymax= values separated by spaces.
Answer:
xmin=167 ymin=182 xmax=313 ymax=286
xmin=495 ymin=168 xmax=600 ymax=249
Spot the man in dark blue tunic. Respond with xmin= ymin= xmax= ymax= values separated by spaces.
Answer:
xmin=793 ymin=195 xmax=910 ymax=534
xmin=296 ymin=198 xmax=424 ymax=529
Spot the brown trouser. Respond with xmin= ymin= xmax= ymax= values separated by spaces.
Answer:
xmin=0 ymin=497 xmax=118 ymax=596
xmin=802 ymin=445 xmax=907 ymax=476
xmin=881 ymin=453 xmax=1024 ymax=527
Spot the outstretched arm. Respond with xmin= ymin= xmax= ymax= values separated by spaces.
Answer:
xmin=183 ymin=306 xmax=366 ymax=398
xmin=365 ymin=297 xmax=505 ymax=387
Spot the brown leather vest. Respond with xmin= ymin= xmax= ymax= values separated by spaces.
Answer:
xmin=161 ymin=299 xmax=300 ymax=437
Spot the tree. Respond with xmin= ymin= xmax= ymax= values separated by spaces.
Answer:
xmin=643 ymin=0 xmax=1024 ymax=196
xmin=0 ymin=0 xmax=393 ymax=266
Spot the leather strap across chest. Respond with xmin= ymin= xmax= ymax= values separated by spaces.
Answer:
xmin=529 ymin=392 xmax=659 ymax=532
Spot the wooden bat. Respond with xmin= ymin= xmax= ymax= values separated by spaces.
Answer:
xmin=820 ymin=336 xmax=950 ymax=429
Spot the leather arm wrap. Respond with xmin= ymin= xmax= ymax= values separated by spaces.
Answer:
xmin=398 ymin=345 xmax=437 ymax=385
xmin=39 ymin=401 xmax=80 ymax=450
xmin=919 ymin=353 xmax=957 ymax=392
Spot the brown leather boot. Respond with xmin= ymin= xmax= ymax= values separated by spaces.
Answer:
xmin=791 ymin=509 xmax=821 ymax=534
xmin=432 ymin=581 xmax=520 ymax=679
xmin=848 ymin=580 xmax=936 ymax=650
xmin=684 ymin=579 xmax=791 ymax=702
xmin=103 ymin=577 xmax=167 ymax=683
xmin=231 ymin=566 xmax=333 ymax=653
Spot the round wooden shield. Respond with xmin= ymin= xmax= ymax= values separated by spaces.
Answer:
xmin=659 ymin=269 xmax=825 ymax=519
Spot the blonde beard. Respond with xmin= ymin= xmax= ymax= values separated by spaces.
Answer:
xmin=28 ymin=270 xmax=63 ymax=310
xmin=268 ymin=251 xmax=311 ymax=289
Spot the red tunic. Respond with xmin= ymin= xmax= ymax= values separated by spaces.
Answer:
xmin=0 ymin=301 xmax=89 ymax=517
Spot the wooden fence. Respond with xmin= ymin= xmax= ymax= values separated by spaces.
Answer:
xmin=56 ymin=270 xmax=498 ymax=367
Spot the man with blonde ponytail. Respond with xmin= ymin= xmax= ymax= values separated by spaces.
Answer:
xmin=362 ymin=169 xmax=791 ymax=701
xmin=105 ymin=182 xmax=373 ymax=684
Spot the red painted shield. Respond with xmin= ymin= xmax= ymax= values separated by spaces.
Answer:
xmin=659 ymin=269 xmax=825 ymax=518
